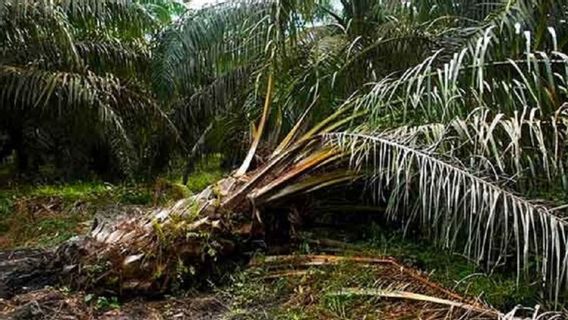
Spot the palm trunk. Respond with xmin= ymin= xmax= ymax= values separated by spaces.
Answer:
xmin=58 ymin=175 xmax=256 ymax=295
xmin=2 ymin=113 xmax=357 ymax=297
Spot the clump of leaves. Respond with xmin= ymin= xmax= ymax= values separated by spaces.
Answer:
xmin=85 ymin=294 xmax=121 ymax=311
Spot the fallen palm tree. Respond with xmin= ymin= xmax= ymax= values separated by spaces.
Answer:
xmin=4 ymin=103 xmax=568 ymax=307
xmin=30 ymin=108 xmax=361 ymax=295
xmin=3 ymin=0 xmax=568 ymax=315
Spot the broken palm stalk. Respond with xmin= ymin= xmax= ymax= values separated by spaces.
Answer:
xmin=250 ymin=254 xmax=476 ymax=305
xmin=249 ymin=254 xmax=499 ymax=319
xmin=327 ymin=288 xmax=499 ymax=317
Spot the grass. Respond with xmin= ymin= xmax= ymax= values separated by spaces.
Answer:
xmin=0 ymin=158 xmax=226 ymax=250
xmin=223 ymin=258 xmax=468 ymax=319
xmin=169 ymin=155 xmax=226 ymax=194
xmin=0 ymin=182 xmax=148 ymax=249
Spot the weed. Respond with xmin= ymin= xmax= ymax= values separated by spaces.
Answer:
xmin=184 ymin=156 xmax=225 ymax=193
xmin=84 ymin=295 xmax=121 ymax=311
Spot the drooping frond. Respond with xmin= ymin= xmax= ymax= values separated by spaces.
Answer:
xmin=0 ymin=2 xmax=83 ymax=70
xmin=326 ymin=131 xmax=568 ymax=302
xmin=443 ymin=107 xmax=568 ymax=185
xmin=75 ymin=41 xmax=151 ymax=77
xmin=171 ymin=67 xmax=253 ymax=129
xmin=0 ymin=0 xmax=178 ymax=176
xmin=152 ymin=1 xmax=273 ymax=100
xmin=0 ymin=65 xmax=171 ymax=174
xmin=0 ymin=0 xmax=173 ymax=72
xmin=0 ymin=0 xmax=169 ymax=37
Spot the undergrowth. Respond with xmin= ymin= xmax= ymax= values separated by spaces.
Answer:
xmin=357 ymin=223 xmax=538 ymax=310
xmin=0 ymin=158 xmax=225 ymax=250
xmin=221 ymin=223 xmax=539 ymax=318
xmin=0 ymin=160 xmax=541 ymax=316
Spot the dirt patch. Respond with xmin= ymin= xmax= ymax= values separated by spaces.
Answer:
xmin=0 ymin=250 xmax=57 ymax=300
xmin=0 ymin=289 xmax=229 ymax=320
xmin=97 ymin=296 xmax=228 ymax=320
xmin=0 ymin=289 xmax=93 ymax=320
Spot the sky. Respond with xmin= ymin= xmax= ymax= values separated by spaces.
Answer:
xmin=189 ymin=0 xmax=342 ymax=9
xmin=189 ymin=0 xmax=218 ymax=9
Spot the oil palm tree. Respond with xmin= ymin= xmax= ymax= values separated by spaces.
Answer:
xmin=0 ymin=0 xmax=185 ymax=178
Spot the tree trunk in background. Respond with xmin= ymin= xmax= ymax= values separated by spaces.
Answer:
xmin=12 ymin=130 xmax=28 ymax=173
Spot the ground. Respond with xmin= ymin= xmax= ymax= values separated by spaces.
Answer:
xmin=0 ymin=162 xmax=548 ymax=319
xmin=0 ymin=257 xmax=500 ymax=319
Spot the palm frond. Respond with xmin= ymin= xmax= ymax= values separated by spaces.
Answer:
xmin=0 ymin=65 xmax=172 ymax=175
xmin=171 ymin=67 xmax=253 ymax=130
xmin=327 ymin=287 xmax=497 ymax=315
xmin=356 ymin=39 xmax=568 ymax=126
xmin=0 ymin=2 xmax=83 ymax=70
xmin=75 ymin=40 xmax=151 ymax=76
xmin=326 ymin=131 xmax=568 ymax=302
xmin=1 ymin=0 xmax=165 ymax=37
xmin=151 ymin=0 xmax=274 ymax=99
xmin=392 ymin=107 xmax=568 ymax=187
xmin=445 ymin=107 xmax=568 ymax=186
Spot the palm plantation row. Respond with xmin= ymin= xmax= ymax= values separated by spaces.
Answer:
xmin=2 ymin=0 xmax=568 ymax=311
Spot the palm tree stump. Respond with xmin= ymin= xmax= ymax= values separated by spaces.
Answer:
xmin=55 ymin=175 xmax=260 ymax=294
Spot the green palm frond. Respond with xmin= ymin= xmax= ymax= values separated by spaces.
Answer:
xmin=0 ymin=64 xmax=171 ymax=175
xmin=171 ymin=67 xmax=253 ymax=128
xmin=312 ymin=1 xmax=568 ymax=304
xmin=152 ymin=1 xmax=273 ymax=100
xmin=0 ymin=2 xmax=82 ymax=70
xmin=0 ymin=65 xmax=152 ymax=120
xmin=75 ymin=40 xmax=151 ymax=76
xmin=0 ymin=0 xmax=181 ymax=176
xmin=1 ymin=0 xmax=165 ymax=34
xmin=152 ymin=0 xmax=325 ymax=98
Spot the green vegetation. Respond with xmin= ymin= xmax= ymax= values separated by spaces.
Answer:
xmin=358 ymin=224 xmax=537 ymax=309
xmin=86 ymin=294 xmax=122 ymax=311
xmin=0 ymin=158 xmax=225 ymax=249
xmin=0 ymin=182 xmax=148 ymax=248
xmin=0 ymin=0 xmax=187 ymax=179
xmin=224 ymin=242 xmax=527 ymax=319
xmin=174 ymin=156 xmax=226 ymax=194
